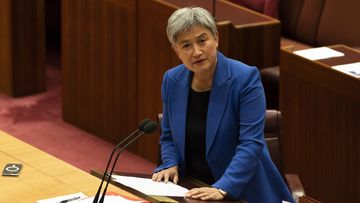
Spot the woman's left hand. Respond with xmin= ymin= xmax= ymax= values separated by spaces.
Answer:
xmin=185 ymin=187 xmax=225 ymax=200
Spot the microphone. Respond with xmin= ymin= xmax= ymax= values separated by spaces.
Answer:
xmin=94 ymin=121 xmax=158 ymax=203
xmin=92 ymin=119 xmax=151 ymax=203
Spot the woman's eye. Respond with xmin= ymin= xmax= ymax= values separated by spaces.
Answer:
xmin=182 ymin=44 xmax=190 ymax=49
xmin=199 ymin=38 xmax=207 ymax=44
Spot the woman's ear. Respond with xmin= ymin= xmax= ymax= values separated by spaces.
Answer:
xmin=215 ymin=31 xmax=219 ymax=48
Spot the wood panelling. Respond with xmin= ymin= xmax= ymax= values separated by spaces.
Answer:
xmin=280 ymin=45 xmax=360 ymax=203
xmin=62 ymin=0 xmax=137 ymax=145
xmin=0 ymin=0 xmax=45 ymax=97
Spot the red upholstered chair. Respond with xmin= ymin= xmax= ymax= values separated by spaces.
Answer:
xmin=263 ymin=110 xmax=305 ymax=202
xmin=228 ymin=0 xmax=279 ymax=18
xmin=157 ymin=110 xmax=306 ymax=202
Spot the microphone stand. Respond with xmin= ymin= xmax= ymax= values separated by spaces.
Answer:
xmin=92 ymin=119 xmax=150 ymax=203
xmin=93 ymin=121 xmax=157 ymax=203
xmin=98 ymin=132 xmax=146 ymax=203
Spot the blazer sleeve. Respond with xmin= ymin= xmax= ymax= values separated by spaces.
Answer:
xmin=154 ymin=71 xmax=181 ymax=173
xmin=212 ymin=67 xmax=266 ymax=198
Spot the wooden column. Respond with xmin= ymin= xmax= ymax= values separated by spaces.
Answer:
xmin=0 ymin=0 xmax=45 ymax=97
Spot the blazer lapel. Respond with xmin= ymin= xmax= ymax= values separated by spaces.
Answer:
xmin=171 ymin=67 xmax=192 ymax=162
xmin=206 ymin=52 xmax=233 ymax=155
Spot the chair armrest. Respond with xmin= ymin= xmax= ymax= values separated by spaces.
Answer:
xmin=285 ymin=174 xmax=305 ymax=202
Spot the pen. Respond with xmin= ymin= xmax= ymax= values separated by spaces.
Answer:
xmin=58 ymin=196 xmax=81 ymax=203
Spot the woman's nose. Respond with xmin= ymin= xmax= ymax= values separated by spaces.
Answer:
xmin=193 ymin=45 xmax=202 ymax=57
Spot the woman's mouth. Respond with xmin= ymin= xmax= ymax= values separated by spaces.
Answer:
xmin=193 ymin=59 xmax=206 ymax=64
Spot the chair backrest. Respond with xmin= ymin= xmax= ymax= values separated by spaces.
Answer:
xmin=279 ymin=0 xmax=360 ymax=47
xmin=157 ymin=113 xmax=163 ymax=166
xmin=263 ymin=109 xmax=283 ymax=173
xmin=229 ymin=0 xmax=279 ymax=18
xmin=157 ymin=110 xmax=284 ymax=173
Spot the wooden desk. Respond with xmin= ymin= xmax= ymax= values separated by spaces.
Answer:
xmin=280 ymin=45 xmax=360 ymax=203
xmin=0 ymin=131 xmax=139 ymax=202
xmin=91 ymin=171 xmax=244 ymax=203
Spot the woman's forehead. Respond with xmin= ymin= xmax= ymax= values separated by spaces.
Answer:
xmin=175 ymin=26 xmax=212 ymax=41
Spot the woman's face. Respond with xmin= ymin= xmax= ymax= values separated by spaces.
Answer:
xmin=172 ymin=26 xmax=218 ymax=75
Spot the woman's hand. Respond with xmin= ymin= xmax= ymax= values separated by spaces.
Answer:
xmin=185 ymin=187 xmax=225 ymax=201
xmin=152 ymin=166 xmax=179 ymax=184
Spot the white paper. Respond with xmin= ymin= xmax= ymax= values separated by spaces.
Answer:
xmin=112 ymin=175 xmax=189 ymax=197
xmin=37 ymin=192 xmax=87 ymax=203
xmin=332 ymin=62 xmax=360 ymax=78
xmin=294 ymin=47 xmax=344 ymax=60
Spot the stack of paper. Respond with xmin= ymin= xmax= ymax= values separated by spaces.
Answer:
xmin=332 ymin=62 xmax=360 ymax=78
xmin=294 ymin=47 xmax=344 ymax=60
xmin=112 ymin=175 xmax=189 ymax=197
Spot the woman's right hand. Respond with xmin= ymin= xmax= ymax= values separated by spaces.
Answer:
xmin=152 ymin=165 xmax=179 ymax=184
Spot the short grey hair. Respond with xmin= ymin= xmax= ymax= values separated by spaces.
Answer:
xmin=166 ymin=7 xmax=217 ymax=44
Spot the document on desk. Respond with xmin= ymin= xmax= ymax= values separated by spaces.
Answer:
xmin=294 ymin=47 xmax=344 ymax=60
xmin=332 ymin=62 xmax=360 ymax=78
xmin=73 ymin=193 xmax=149 ymax=203
xmin=37 ymin=192 xmax=87 ymax=203
xmin=38 ymin=191 xmax=149 ymax=203
xmin=112 ymin=175 xmax=189 ymax=197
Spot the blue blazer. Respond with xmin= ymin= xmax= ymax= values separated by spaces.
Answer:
xmin=155 ymin=52 xmax=294 ymax=203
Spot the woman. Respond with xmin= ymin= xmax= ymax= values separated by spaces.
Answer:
xmin=152 ymin=6 xmax=294 ymax=203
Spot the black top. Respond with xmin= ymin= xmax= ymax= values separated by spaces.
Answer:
xmin=185 ymin=88 xmax=215 ymax=185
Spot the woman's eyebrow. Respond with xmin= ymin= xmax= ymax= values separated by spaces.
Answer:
xmin=196 ymin=33 xmax=207 ymax=39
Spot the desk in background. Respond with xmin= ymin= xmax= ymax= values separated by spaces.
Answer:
xmin=154 ymin=0 xmax=281 ymax=69
xmin=0 ymin=131 xmax=138 ymax=202
xmin=280 ymin=45 xmax=360 ymax=203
